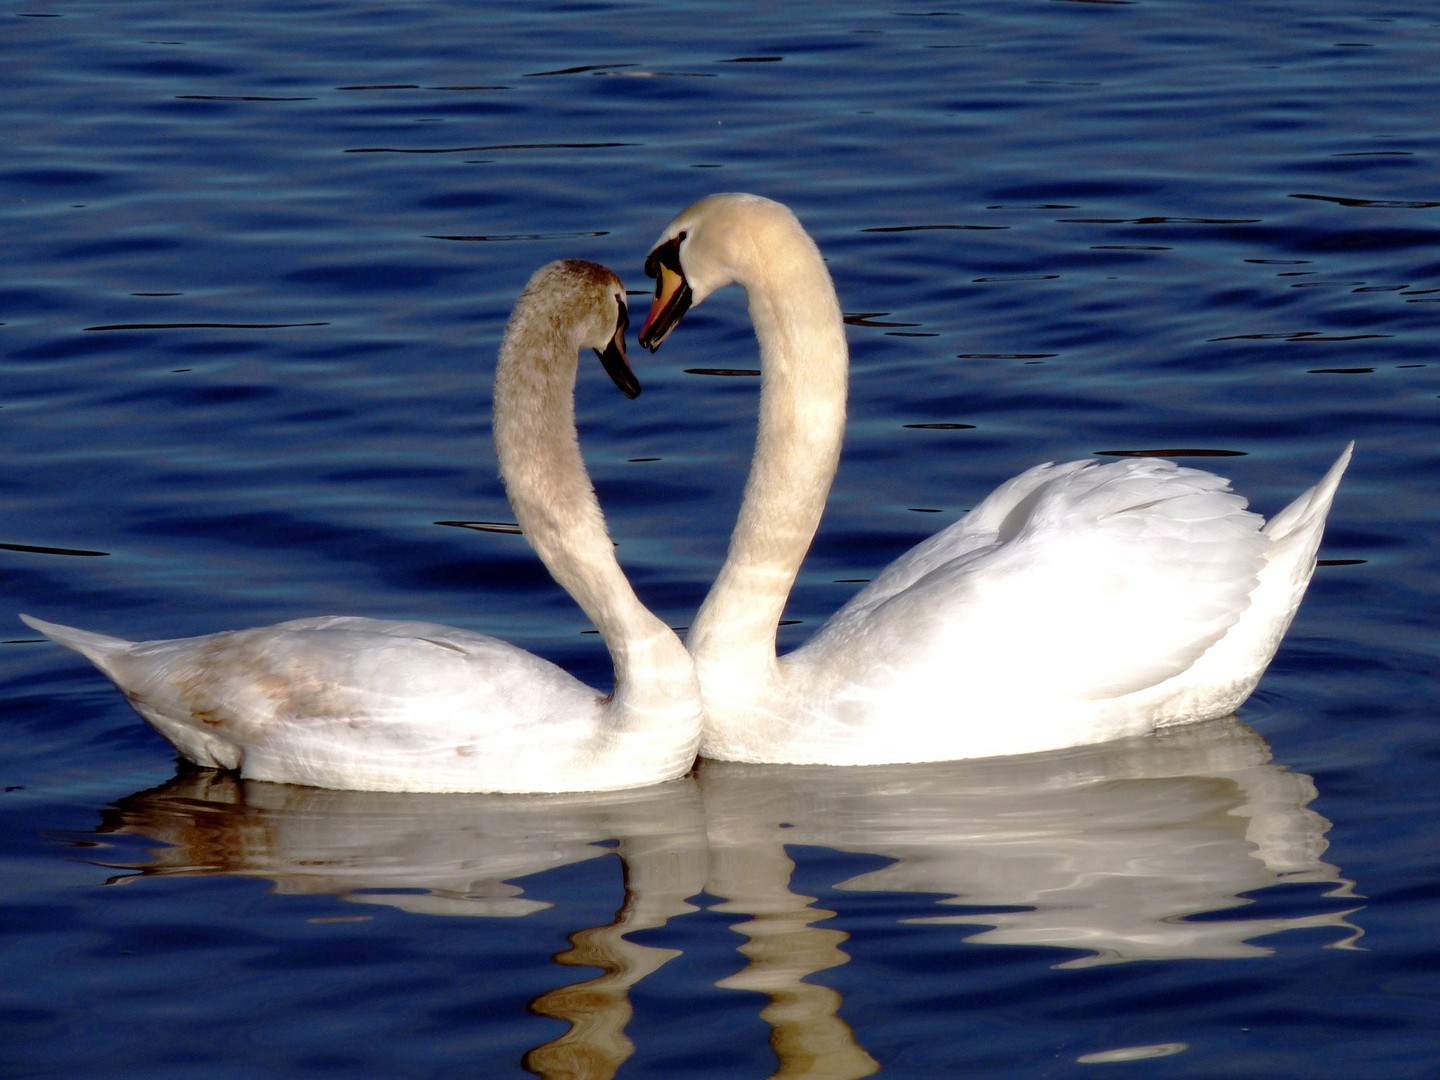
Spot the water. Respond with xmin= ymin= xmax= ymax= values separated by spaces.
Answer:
xmin=3 ymin=1 xmax=1437 ymax=1076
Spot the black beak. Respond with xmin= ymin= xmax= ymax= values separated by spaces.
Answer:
xmin=595 ymin=298 xmax=640 ymax=399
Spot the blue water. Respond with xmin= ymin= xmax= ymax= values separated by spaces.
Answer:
xmin=3 ymin=1 xmax=1437 ymax=1076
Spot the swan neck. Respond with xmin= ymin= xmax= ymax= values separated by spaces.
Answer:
xmin=494 ymin=305 xmax=694 ymax=726
xmin=689 ymin=233 xmax=848 ymax=681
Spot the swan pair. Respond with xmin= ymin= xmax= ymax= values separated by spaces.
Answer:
xmin=24 ymin=195 xmax=1350 ymax=789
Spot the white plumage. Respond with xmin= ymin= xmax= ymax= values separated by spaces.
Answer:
xmin=639 ymin=193 xmax=1350 ymax=765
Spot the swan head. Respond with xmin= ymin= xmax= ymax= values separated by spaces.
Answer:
xmin=522 ymin=259 xmax=639 ymax=398
xmin=639 ymin=193 xmax=804 ymax=352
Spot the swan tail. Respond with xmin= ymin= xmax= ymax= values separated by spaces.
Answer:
xmin=1136 ymin=446 xmax=1352 ymax=724
xmin=21 ymin=613 xmax=251 ymax=770
xmin=1262 ymin=442 xmax=1353 ymax=543
xmin=1208 ymin=443 xmax=1352 ymax=687
xmin=1251 ymin=443 xmax=1352 ymax=639
xmin=20 ymin=614 xmax=136 ymax=676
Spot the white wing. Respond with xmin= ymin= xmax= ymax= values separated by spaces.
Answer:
xmin=802 ymin=458 xmax=1269 ymax=703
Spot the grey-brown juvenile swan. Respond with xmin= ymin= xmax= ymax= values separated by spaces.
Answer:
xmin=24 ymin=260 xmax=702 ymax=793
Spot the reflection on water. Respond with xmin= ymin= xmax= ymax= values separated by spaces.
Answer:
xmin=708 ymin=842 xmax=881 ymax=1080
xmin=95 ymin=773 xmax=707 ymax=920
xmin=95 ymin=774 xmax=710 ymax=1078
xmin=89 ymin=718 xmax=1359 ymax=1079
xmin=700 ymin=717 xmax=1363 ymax=967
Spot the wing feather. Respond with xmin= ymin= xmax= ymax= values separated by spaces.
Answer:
xmin=804 ymin=459 xmax=1269 ymax=703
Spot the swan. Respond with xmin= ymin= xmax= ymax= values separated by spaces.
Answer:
xmin=22 ymin=259 xmax=702 ymax=793
xmin=638 ymin=193 xmax=1351 ymax=765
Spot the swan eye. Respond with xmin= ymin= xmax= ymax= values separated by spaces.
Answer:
xmin=644 ymin=232 xmax=687 ymax=284
xmin=614 ymin=295 xmax=629 ymax=335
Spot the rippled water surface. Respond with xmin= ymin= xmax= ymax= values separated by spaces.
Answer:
xmin=4 ymin=2 xmax=1438 ymax=1077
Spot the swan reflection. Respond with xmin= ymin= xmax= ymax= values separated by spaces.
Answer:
xmin=90 ymin=716 xmax=1359 ymax=1078
xmin=96 ymin=772 xmax=706 ymax=919
xmin=96 ymin=773 xmax=708 ymax=1079
xmin=699 ymin=716 xmax=1362 ymax=967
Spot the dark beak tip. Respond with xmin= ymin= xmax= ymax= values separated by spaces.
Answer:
xmin=638 ymin=308 xmax=678 ymax=354
xmin=594 ymin=343 xmax=642 ymax=400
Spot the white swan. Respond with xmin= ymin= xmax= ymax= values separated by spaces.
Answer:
xmin=638 ymin=193 xmax=1351 ymax=765
xmin=22 ymin=260 xmax=702 ymax=793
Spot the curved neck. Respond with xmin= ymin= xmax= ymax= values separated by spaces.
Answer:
xmin=688 ymin=232 xmax=848 ymax=681
xmin=493 ymin=312 xmax=692 ymax=716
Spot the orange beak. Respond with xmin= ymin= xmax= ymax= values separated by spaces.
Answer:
xmin=639 ymin=237 xmax=693 ymax=352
